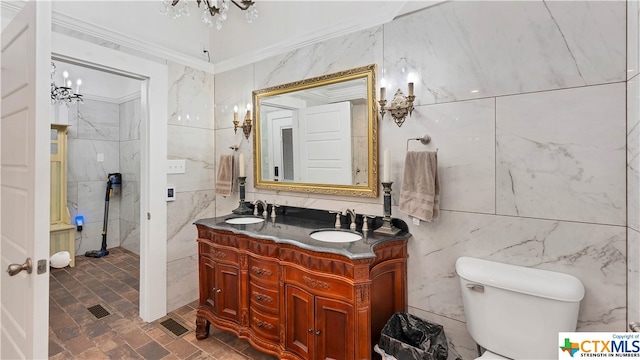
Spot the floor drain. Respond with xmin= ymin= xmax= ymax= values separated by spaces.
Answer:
xmin=87 ymin=304 xmax=111 ymax=319
xmin=159 ymin=317 xmax=191 ymax=338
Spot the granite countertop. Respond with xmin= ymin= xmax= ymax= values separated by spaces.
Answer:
xmin=194 ymin=207 xmax=410 ymax=260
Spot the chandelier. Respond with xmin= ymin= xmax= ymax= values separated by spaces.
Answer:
xmin=160 ymin=0 xmax=258 ymax=30
xmin=51 ymin=62 xmax=83 ymax=105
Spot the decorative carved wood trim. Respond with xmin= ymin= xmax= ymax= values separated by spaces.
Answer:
xmin=303 ymin=275 xmax=331 ymax=289
xmin=240 ymin=254 xmax=248 ymax=269
xmin=355 ymin=284 xmax=370 ymax=306
xmin=212 ymin=250 xmax=227 ymax=259
xmin=242 ymin=309 xmax=249 ymax=327
xmin=253 ymin=317 xmax=275 ymax=330
xmin=251 ymin=266 xmax=273 ymax=276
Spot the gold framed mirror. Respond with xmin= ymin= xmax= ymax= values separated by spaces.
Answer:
xmin=253 ymin=64 xmax=378 ymax=197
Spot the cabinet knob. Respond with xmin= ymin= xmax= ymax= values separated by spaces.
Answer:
xmin=216 ymin=288 xmax=222 ymax=293
xmin=308 ymin=328 xmax=313 ymax=333
xmin=256 ymin=269 xmax=263 ymax=275
xmin=256 ymin=295 xmax=263 ymax=301
xmin=315 ymin=330 xmax=321 ymax=336
xmin=258 ymin=322 xmax=264 ymax=328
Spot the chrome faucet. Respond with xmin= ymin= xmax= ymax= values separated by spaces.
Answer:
xmin=253 ymin=200 xmax=268 ymax=217
xmin=342 ymin=208 xmax=357 ymax=230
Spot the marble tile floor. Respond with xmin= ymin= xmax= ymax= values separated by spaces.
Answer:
xmin=49 ymin=247 xmax=278 ymax=359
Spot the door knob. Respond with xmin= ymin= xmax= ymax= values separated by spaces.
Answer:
xmin=6 ymin=258 xmax=32 ymax=276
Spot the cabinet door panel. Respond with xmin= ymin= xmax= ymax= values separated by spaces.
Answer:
xmin=217 ymin=263 xmax=240 ymax=323
xmin=316 ymin=297 xmax=354 ymax=360
xmin=285 ymin=285 xmax=314 ymax=359
xmin=199 ymin=256 xmax=217 ymax=312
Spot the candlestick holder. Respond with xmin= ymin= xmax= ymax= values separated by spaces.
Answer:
xmin=232 ymin=176 xmax=253 ymax=215
xmin=374 ymin=181 xmax=401 ymax=235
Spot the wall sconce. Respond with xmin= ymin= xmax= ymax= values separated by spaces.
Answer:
xmin=233 ymin=103 xmax=252 ymax=139
xmin=378 ymin=82 xmax=415 ymax=127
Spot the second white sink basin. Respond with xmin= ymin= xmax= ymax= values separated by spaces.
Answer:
xmin=225 ymin=217 xmax=265 ymax=225
xmin=310 ymin=229 xmax=362 ymax=243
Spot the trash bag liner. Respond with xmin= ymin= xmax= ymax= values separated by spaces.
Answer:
xmin=378 ymin=312 xmax=448 ymax=360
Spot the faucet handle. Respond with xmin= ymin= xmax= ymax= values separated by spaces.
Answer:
xmin=329 ymin=211 xmax=341 ymax=228
xmin=362 ymin=215 xmax=375 ymax=232
xmin=262 ymin=200 xmax=269 ymax=217
xmin=253 ymin=205 xmax=259 ymax=216
xmin=270 ymin=204 xmax=279 ymax=218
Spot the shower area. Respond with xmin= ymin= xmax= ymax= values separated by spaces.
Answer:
xmin=50 ymin=60 xmax=142 ymax=258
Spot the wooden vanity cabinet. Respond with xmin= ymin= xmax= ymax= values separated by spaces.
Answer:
xmin=195 ymin=225 xmax=408 ymax=360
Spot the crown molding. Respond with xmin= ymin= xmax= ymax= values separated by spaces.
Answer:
xmin=81 ymin=91 xmax=141 ymax=105
xmin=1 ymin=1 xmax=214 ymax=74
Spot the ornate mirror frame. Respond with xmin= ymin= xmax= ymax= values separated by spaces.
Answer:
xmin=253 ymin=64 xmax=378 ymax=197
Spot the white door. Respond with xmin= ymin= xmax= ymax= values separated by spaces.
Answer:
xmin=267 ymin=110 xmax=293 ymax=181
xmin=297 ymin=102 xmax=352 ymax=184
xmin=1 ymin=1 xmax=51 ymax=359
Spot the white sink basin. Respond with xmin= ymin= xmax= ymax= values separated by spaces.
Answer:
xmin=225 ymin=217 xmax=265 ymax=225
xmin=310 ymin=229 xmax=362 ymax=243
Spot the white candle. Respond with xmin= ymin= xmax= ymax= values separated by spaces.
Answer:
xmin=76 ymin=79 xmax=82 ymax=93
xmin=239 ymin=153 xmax=245 ymax=177
xmin=408 ymin=82 xmax=414 ymax=96
xmin=233 ymin=105 xmax=238 ymax=122
xmin=383 ymin=148 xmax=390 ymax=182
xmin=380 ymin=87 xmax=386 ymax=101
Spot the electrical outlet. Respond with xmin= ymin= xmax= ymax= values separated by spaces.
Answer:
xmin=97 ymin=153 xmax=104 ymax=162
xmin=167 ymin=159 xmax=186 ymax=174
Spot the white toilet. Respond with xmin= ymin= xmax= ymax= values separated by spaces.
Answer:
xmin=456 ymin=256 xmax=585 ymax=360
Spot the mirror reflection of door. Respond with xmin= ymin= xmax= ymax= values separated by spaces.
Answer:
xmin=267 ymin=110 xmax=294 ymax=182
xmin=298 ymin=102 xmax=352 ymax=184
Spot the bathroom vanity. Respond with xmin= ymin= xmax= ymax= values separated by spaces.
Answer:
xmin=194 ymin=208 xmax=409 ymax=360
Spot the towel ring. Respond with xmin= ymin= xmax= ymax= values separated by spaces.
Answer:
xmin=406 ymin=135 xmax=437 ymax=152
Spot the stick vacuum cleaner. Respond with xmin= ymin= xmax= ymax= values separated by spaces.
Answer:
xmin=85 ymin=172 xmax=121 ymax=258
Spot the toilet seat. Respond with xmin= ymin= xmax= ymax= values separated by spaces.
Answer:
xmin=476 ymin=350 xmax=510 ymax=359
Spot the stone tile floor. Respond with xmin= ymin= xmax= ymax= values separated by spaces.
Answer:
xmin=49 ymin=247 xmax=277 ymax=359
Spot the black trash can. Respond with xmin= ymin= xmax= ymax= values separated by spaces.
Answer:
xmin=378 ymin=312 xmax=448 ymax=360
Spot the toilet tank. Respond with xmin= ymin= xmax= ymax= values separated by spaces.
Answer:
xmin=456 ymin=257 xmax=585 ymax=360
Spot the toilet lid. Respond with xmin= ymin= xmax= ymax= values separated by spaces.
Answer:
xmin=476 ymin=350 xmax=510 ymax=360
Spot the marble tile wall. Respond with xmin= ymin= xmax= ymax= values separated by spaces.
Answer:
xmin=119 ymin=97 xmax=141 ymax=255
xmin=214 ymin=2 xmax=631 ymax=359
xmin=166 ymin=62 xmax=216 ymax=312
xmin=66 ymin=99 xmax=121 ymax=256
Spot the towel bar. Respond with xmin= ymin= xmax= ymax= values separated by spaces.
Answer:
xmin=406 ymin=135 xmax=436 ymax=152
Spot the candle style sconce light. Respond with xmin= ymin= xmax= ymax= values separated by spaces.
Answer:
xmin=233 ymin=103 xmax=253 ymax=139
xmin=378 ymin=82 xmax=415 ymax=127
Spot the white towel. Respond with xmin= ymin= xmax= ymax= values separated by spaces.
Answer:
xmin=399 ymin=151 xmax=440 ymax=222
xmin=215 ymin=154 xmax=235 ymax=196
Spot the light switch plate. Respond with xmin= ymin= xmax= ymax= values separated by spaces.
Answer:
xmin=167 ymin=159 xmax=186 ymax=174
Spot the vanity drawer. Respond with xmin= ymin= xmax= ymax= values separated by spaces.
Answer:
xmin=250 ymin=307 xmax=280 ymax=343
xmin=284 ymin=267 xmax=353 ymax=301
xmin=249 ymin=257 xmax=279 ymax=284
xmin=198 ymin=242 xmax=238 ymax=264
xmin=249 ymin=281 xmax=279 ymax=314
